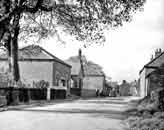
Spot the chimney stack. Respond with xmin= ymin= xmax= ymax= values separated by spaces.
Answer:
xmin=154 ymin=48 xmax=162 ymax=58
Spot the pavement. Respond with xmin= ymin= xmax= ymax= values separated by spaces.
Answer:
xmin=0 ymin=96 xmax=140 ymax=130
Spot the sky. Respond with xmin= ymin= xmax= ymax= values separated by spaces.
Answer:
xmin=37 ymin=0 xmax=164 ymax=83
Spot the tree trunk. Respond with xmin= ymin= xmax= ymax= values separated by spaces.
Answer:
xmin=7 ymin=13 xmax=21 ymax=105
xmin=10 ymin=26 xmax=20 ymax=82
xmin=10 ymin=12 xmax=20 ymax=82
xmin=6 ymin=30 xmax=20 ymax=105
xmin=0 ymin=0 xmax=20 ymax=105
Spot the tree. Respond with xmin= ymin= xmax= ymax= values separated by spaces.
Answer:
xmin=0 ymin=0 xmax=146 ymax=85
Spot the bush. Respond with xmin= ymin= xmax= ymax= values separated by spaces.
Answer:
xmin=126 ymin=89 xmax=164 ymax=130
xmin=126 ymin=112 xmax=164 ymax=130
xmin=135 ymin=88 xmax=164 ymax=114
xmin=153 ymin=112 xmax=164 ymax=119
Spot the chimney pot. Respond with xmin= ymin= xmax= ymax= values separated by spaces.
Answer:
xmin=155 ymin=49 xmax=158 ymax=57
xmin=151 ymin=55 xmax=153 ymax=61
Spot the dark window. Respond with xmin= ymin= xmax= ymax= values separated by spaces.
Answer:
xmin=61 ymin=79 xmax=66 ymax=86
xmin=74 ymin=80 xmax=78 ymax=88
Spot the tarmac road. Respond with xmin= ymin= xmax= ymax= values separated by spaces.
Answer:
xmin=0 ymin=97 xmax=133 ymax=130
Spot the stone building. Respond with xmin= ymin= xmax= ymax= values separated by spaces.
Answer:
xmin=0 ymin=45 xmax=71 ymax=93
xmin=119 ymin=80 xmax=131 ymax=96
xmin=65 ymin=49 xmax=105 ymax=97
xmin=139 ymin=48 xmax=164 ymax=97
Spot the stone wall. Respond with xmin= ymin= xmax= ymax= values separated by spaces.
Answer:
xmin=81 ymin=88 xmax=96 ymax=97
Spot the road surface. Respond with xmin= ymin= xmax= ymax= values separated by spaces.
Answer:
xmin=0 ymin=97 xmax=132 ymax=130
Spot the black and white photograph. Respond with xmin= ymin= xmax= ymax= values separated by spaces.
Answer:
xmin=0 ymin=0 xmax=164 ymax=130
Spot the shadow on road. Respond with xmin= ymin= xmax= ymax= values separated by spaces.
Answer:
xmin=89 ymin=113 xmax=125 ymax=120
xmin=79 ymin=100 xmax=128 ymax=104
xmin=9 ymin=108 xmax=126 ymax=120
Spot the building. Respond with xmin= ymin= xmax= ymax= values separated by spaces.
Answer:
xmin=129 ymin=80 xmax=139 ymax=96
xmin=0 ymin=45 xmax=71 ymax=94
xmin=102 ymin=80 xmax=112 ymax=96
xmin=119 ymin=80 xmax=131 ymax=96
xmin=139 ymin=48 xmax=164 ymax=97
xmin=65 ymin=49 xmax=105 ymax=97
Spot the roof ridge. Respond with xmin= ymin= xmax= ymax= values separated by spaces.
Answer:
xmin=0 ymin=44 xmax=71 ymax=67
xmin=140 ymin=50 xmax=164 ymax=74
xmin=39 ymin=46 xmax=71 ymax=67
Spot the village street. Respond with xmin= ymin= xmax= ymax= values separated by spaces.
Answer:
xmin=0 ymin=97 xmax=137 ymax=130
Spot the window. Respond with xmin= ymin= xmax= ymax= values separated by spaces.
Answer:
xmin=61 ymin=79 xmax=66 ymax=86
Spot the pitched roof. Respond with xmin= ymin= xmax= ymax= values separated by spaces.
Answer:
xmin=139 ymin=51 xmax=164 ymax=74
xmin=83 ymin=61 xmax=104 ymax=76
xmin=65 ymin=56 xmax=85 ymax=75
xmin=0 ymin=45 xmax=71 ymax=67
xmin=65 ymin=55 xmax=104 ymax=76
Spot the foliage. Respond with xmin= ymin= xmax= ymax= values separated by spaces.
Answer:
xmin=126 ymin=90 xmax=164 ymax=130
xmin=17 ymin=80 xmax=49 ymax=88
xmin=126 ymin=63 xmax=164 ymax=130
xmin=0 ymin=0 xmax=146 ymax=46
xmin=137 ymin=96 xmax=158 ymax=113
xmin=126 ymin=112 xmax=164 ymax=130
xmin=0 ymin=0 xmax=146 ymax=83
xmin=33 ymin=80 xmax=49 ymax=88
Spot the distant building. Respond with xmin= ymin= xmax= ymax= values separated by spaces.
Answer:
xmin=101 ymin=77 xmax=112 ymax=96
xmin=102 ymin=80 xmax=112 ymax=96
xmin=0 ymin=45 xmax=71 ymax=94
xmin=129 ymin=80 xmax=138 ymax=96
xmin=110 ymin=81 xmax=118 ymax=88
xmin=139 ymin=48 xmax=164 ymax=97
xmin=65 ymin=49 xmax=105 ymax=97
xmin=119 ymin=80 xmax=131 ymax=96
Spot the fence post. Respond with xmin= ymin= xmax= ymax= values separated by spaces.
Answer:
xmin=47 ymin=87 xmax=51 ymax=100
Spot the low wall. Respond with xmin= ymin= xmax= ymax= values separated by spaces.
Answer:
xmin=0 ymin=87 xmax=67 ymax=105
xmin=0 ymin=96 xmax=7 ymax=106
xmin=50 ymin=89 xmax=66 ymax=99
xmin=81 ymin=88 xmax=96 ymax=97
xmin=0 ymin=88 xmax=47 ymax=104
xmin=70 ymin=88 xmax=81 ymax=96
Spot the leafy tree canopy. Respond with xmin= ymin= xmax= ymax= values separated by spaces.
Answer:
xmin=0 ymin=0 xmax=146 ymax=82
xmin=0 ymin=0 xmax=146 ymax=46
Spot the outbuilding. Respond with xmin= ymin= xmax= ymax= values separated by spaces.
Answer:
xmin=0 ymin=45 xmax=71 ymax=100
